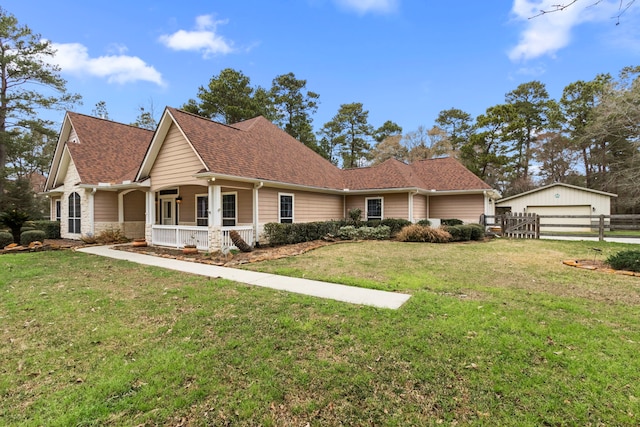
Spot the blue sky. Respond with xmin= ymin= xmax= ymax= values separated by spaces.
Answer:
xmin=4 ymin=0 xmax=639 ymax=135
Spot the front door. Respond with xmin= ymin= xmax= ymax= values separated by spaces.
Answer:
xmin=161 ymin=199 xmax=175 ymax=225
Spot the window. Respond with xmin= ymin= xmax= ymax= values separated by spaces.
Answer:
xmin=55 ymin=200 xmax=61 ymax=222
xmin=222 ymin=193 xmax=237 ymax=226
xmin=196 ymin=195 xmax=208 ymax=226
xmin=68 ymin=192 xmax=81 ymax=234
xmin=279 ymin=193 xmax=294 ymax=223
xmin=366 ymin=197 xmax=383 ymax=221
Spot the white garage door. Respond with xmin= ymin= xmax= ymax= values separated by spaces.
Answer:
xmin=527 ymin=205 xmax=592 ymax=232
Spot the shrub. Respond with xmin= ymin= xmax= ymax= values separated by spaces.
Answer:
xmin=0 ymin=231 xmax=13 ymax=248
xmin=339 ymin=225 xmax=391 ymax=240
xmin=0 ymin=209 xmax=30 ymax=244
xmin=606 ymin=250 xmax=640 ymax=272
xmin=95 ymin=228 xmax=129 ymax=244
xmin=416 ymin=219 xmax=431 ymax=227
xmin=380 ymin=218 xmax=412 ymax=236
xmin=338 ymin=225 xmax=358 ymax=240
xmin=20 ymin=230 xmax=46 ymax=246
xmin=441 ymin=218 xmax=463 ymax=226
xmin=348 ymin=208 xmax=362 ymax=225
xmin=468 ymin=224 xmax=485 ymax=241
xmin=396 ymin=225 xmax=452 ymax=243
xmin=263 ymin=221 xmax=345 ymax=246
xmin=32 ymin=220 xmax=61 ymax=239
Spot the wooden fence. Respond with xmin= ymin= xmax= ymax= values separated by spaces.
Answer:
xmin=481 ymin=214 xmax=640 ymax=241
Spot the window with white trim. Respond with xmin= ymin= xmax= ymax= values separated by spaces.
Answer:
xmin=279 ymin=193 xmax=294 ymax=223
xmin=222 ymin=193 xmax=237 ymax=226
xmin=55 ymin=200 xmax=61 ymax=222
xmin=68 ymin=192 xmax=81 ymax=234
xmin=196 ymin=195 xmax=208 ymax=226
xmin=366 ymin=197 xmax=383 ymax=221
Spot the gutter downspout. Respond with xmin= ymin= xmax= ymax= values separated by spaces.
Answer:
xmin=408 ymin=190 xmax=418 ymax=223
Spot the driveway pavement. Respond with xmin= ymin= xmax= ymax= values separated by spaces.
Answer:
xmin=77 ymin=245 xmax=411 ymax=310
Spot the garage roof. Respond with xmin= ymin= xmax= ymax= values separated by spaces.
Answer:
xmin=496 ymin=183 xmax=617 ymax=204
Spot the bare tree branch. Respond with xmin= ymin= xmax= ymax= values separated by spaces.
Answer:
xmin=530 ymin=0 xmax=635 ymax=24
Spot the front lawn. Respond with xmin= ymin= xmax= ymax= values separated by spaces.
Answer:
xmin=1 ymin=239 xmax=639 ymax=425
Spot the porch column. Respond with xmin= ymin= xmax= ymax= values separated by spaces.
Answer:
xmin=253 ymin=182 xmax=263 ymax=245
xmin=408 ymin=191 xmax=416 ymax=223
xmin=145 ymin=191 xmax=155 ymax=243
xmin=208 ymin=183 xmax=222 ymax=250
xmin=209 ymin=184 xmax=222 ymax=226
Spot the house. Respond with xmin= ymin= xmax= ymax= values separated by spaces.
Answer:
xmin=44 ymin=107 xmax=500 ymax=251
xmin=495 ymin=182 xmax=617 ymax=232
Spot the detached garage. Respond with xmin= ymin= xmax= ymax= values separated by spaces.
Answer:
xmin=495 ymin=183 xmax=617 ymax=232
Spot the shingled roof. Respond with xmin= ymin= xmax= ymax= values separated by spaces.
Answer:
xmin=65 ymin=112 xmax=154 ymax=185
xmin=167 ymin=108 xmax=345 ymax=189
xmin=57 ymin=107 xmax=491 ymax=193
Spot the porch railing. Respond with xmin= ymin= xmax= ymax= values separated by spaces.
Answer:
xmin=151 ymin=225 xmax=254 ymax=250
xmin=222 ymin=225 xmax=254 ymax=250
xmin=152 ymin=225 xmax=209 ymax=250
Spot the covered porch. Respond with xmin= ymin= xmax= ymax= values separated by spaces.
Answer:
xmin=144 ymin=180 xmax=262 ymax=251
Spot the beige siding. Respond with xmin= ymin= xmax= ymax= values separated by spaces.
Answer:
xmin=236 ymin=188 xmax=253 ymax=224
xmin=429 ymin=194 xmax=484 ymax=223
xmin=345 ymin=195 xmax=365 ymax=217
xmin=123 ymin=190 xmax=146 ymax=221
xmin=383 ymin=193 xmax=408 ymax=219
xmin=176 ymin=185 xmax=205 ymax=225
xmin=258 ymin=187 xmax=279 ymax=223
xmin=413 ymin=194 xmax=428 ymax=221
xmin=258 ymin=187 xmax=343 ymax=224
xmin=150 ymin=124 xmax=205 ymax=191
xmin=94 ymin=192 xmax=118 ymax=222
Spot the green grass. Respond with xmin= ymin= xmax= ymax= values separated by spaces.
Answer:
xmin=1 ymin=240 xmax=640 ymax=426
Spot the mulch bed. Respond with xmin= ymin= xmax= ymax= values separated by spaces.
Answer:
xmin=114 ymin=239 xmax=347 ymax=266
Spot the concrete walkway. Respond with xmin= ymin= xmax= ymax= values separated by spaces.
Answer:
xmin=77 ymin=246 xmax=411 ymax=310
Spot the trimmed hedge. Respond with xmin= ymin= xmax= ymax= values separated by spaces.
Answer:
xmin=444 ymin=224 xmax=485 ymax=242
xmin=32 ymin=220 xmax=61 ymax=239
xmin=20 ymin=230 xmax=46 ymax=246
xmin=263 ymin=221 xmax=346 ymax=246
xmin=606 ymin=250 xmax=640 ymax=272
xmin=0 ymin=231 xmax=13 ymax=248
xmin=441 ymin=218 xmax=463 ymax=226
xmin=416 ymin=219 xmax=431 ymax=227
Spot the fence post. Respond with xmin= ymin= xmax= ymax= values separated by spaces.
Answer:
xmin=599 ymin=214 xmax=605 ymax=241
xmin=535 ymin=215 xmax=540 ymax=239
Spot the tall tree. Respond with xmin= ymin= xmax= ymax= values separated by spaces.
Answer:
xmin=373 ymin=120 xmax=402 ymax=143
xmin=466 ymin=104 xmax=518 ymax=195
xmin=0 ymin=7 xmax=80 ymax=204
xmin=505 ymin=81 xmax=552 ymax=181
xmin=320 ymin=103 xmax=373 ymax=168
xmin=533 ymin=131 xmax=579 ymax=185
xmin=583 ymin=66 xmax=640 ymax=211
xmin=131 ymin=106 xmax=157 ymax=130
xmin=270 ymin=72 xmax=319 ymax=150
xmin=92 ymin=101 xmax=110 ymax=119
xmin=560 ymin=73 xmax=611 ymax=188
xmin=183 ymin=68 xmax=272 ymax=124
xmin=369 ymin=135 xmax=408 ymax=165
xmin=434 ymin=108 xmax=475 ymax=154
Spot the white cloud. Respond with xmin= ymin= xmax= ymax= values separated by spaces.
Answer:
xmin=50 ymin=42 xmax=165 ymax=86
xmin=333 ymin=0 xmax=399 ymax=14
xmin=158 ymin=15 xmax=233 ymax=58
xmin=508 ymin=0 xmax=619 ymax=61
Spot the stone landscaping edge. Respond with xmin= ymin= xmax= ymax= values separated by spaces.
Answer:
xmin=562 ymin=259 xmax=640 ymax=277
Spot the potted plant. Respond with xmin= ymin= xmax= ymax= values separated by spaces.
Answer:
xmin=183 ymin=234 xmax=199 ymax=254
